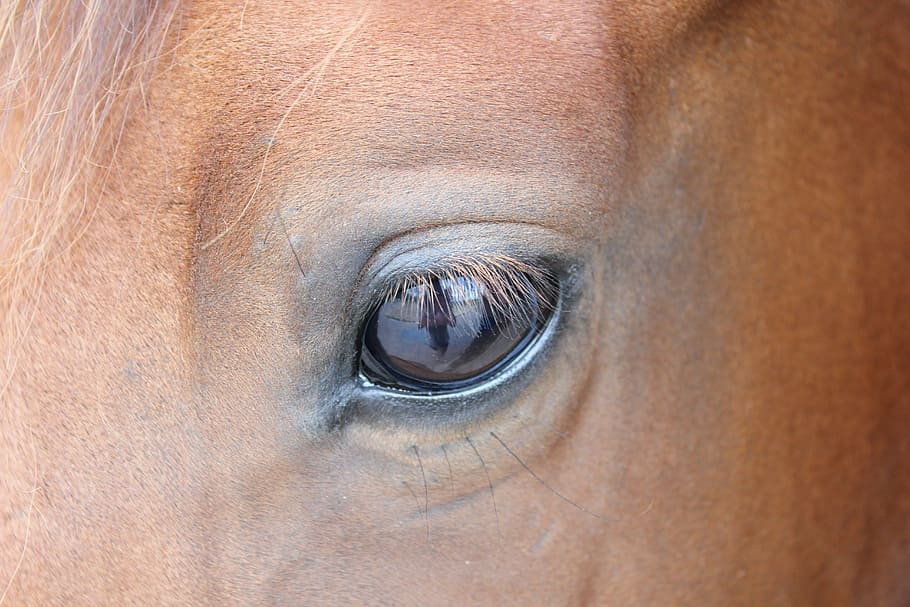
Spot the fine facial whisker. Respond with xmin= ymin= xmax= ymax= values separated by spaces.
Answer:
xmin=402 ymin=480 xmax=422 ymax=520
xmin=276 ymin=211 xmax=305 ymax=280
xmin=465 ymin=436 xmax=503 ymax=544
xmin=489 ymin=431 xmax=610 ymax=522
xmin=441 ymin=443 xmax=456 ymax=500
xmin=412 ymin=445 xmax=430 ymax=543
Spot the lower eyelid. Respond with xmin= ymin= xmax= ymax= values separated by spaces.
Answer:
xmin=342 ymin=286 xmax=565 ymax=432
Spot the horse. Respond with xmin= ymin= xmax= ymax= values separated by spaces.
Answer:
xmin=1 ymin=0 xmax=909 ymax=604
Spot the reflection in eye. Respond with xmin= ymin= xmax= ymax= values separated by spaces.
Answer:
xmin=360 ymin=259 xmax=556 ymax=393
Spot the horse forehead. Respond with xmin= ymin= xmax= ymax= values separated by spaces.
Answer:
xmin=195 ymin=1 xmax=612 ymax=56
xmin=172 ymin=1 xmax=627 ymax=236
xmin=181 ymin=0 xmax=621 ymax=144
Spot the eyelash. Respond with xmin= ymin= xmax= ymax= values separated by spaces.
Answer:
xmin=378 ymin=253 xmax=558 ymax=328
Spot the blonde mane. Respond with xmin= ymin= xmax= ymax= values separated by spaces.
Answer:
xmin=0 ymin=0 xmax=179 ymax=377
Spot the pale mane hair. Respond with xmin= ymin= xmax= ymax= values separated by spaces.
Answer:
xmin=0 ymin=0 xmax=179 ymax=370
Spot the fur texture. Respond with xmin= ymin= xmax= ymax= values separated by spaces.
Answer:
xmin=1 ymin=1 xmax=909 ymax=605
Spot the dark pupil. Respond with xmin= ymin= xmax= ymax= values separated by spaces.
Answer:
xmin=361 ymin=274 xmax=542 ymax=392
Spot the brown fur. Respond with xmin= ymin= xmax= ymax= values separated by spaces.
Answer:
xmin=1 ymin=1 xmax=909 ymax=605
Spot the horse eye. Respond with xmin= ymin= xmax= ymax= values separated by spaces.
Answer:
xmin=360 ymin=271 xmax=553 ymax=393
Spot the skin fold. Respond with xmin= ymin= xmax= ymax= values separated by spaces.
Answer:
xmin=1 ymin=1 xmax=908 ymax=605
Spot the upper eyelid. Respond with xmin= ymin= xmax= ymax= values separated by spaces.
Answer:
xmin=343 ymin=221 xmax=579 ymax=332
xmin=378 ymin=254 xmax=557 ymax=314
xmin=348 ymin=221 xmax=565 ymax=301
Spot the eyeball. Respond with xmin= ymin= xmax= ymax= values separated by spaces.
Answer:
xmin=359 ymin=267 xmax=555 ymax=394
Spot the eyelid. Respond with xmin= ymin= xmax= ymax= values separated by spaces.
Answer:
xmin=377 ymin=253 xmax=558 ymax=321
xmin=345 ymin=290 xmax=565 ymax=430
xmin=348 ymin=222 xmax=577 ymax=325
xmin=331 ymin=222 xmax=584 ymax=428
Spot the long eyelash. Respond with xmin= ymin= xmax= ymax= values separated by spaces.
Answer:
xmin=382 ymin=254 xmax=557 ymax=333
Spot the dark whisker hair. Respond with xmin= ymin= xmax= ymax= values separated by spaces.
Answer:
xmin=441 ymin=444 xmax=456 ymax=499
xmin=412 ymin=445 xmax=430 ymax=543
xmin=466 ymin=435 xmax=503 ymax=543
xmin=490 ymin=431 xmax=610 ymax=522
